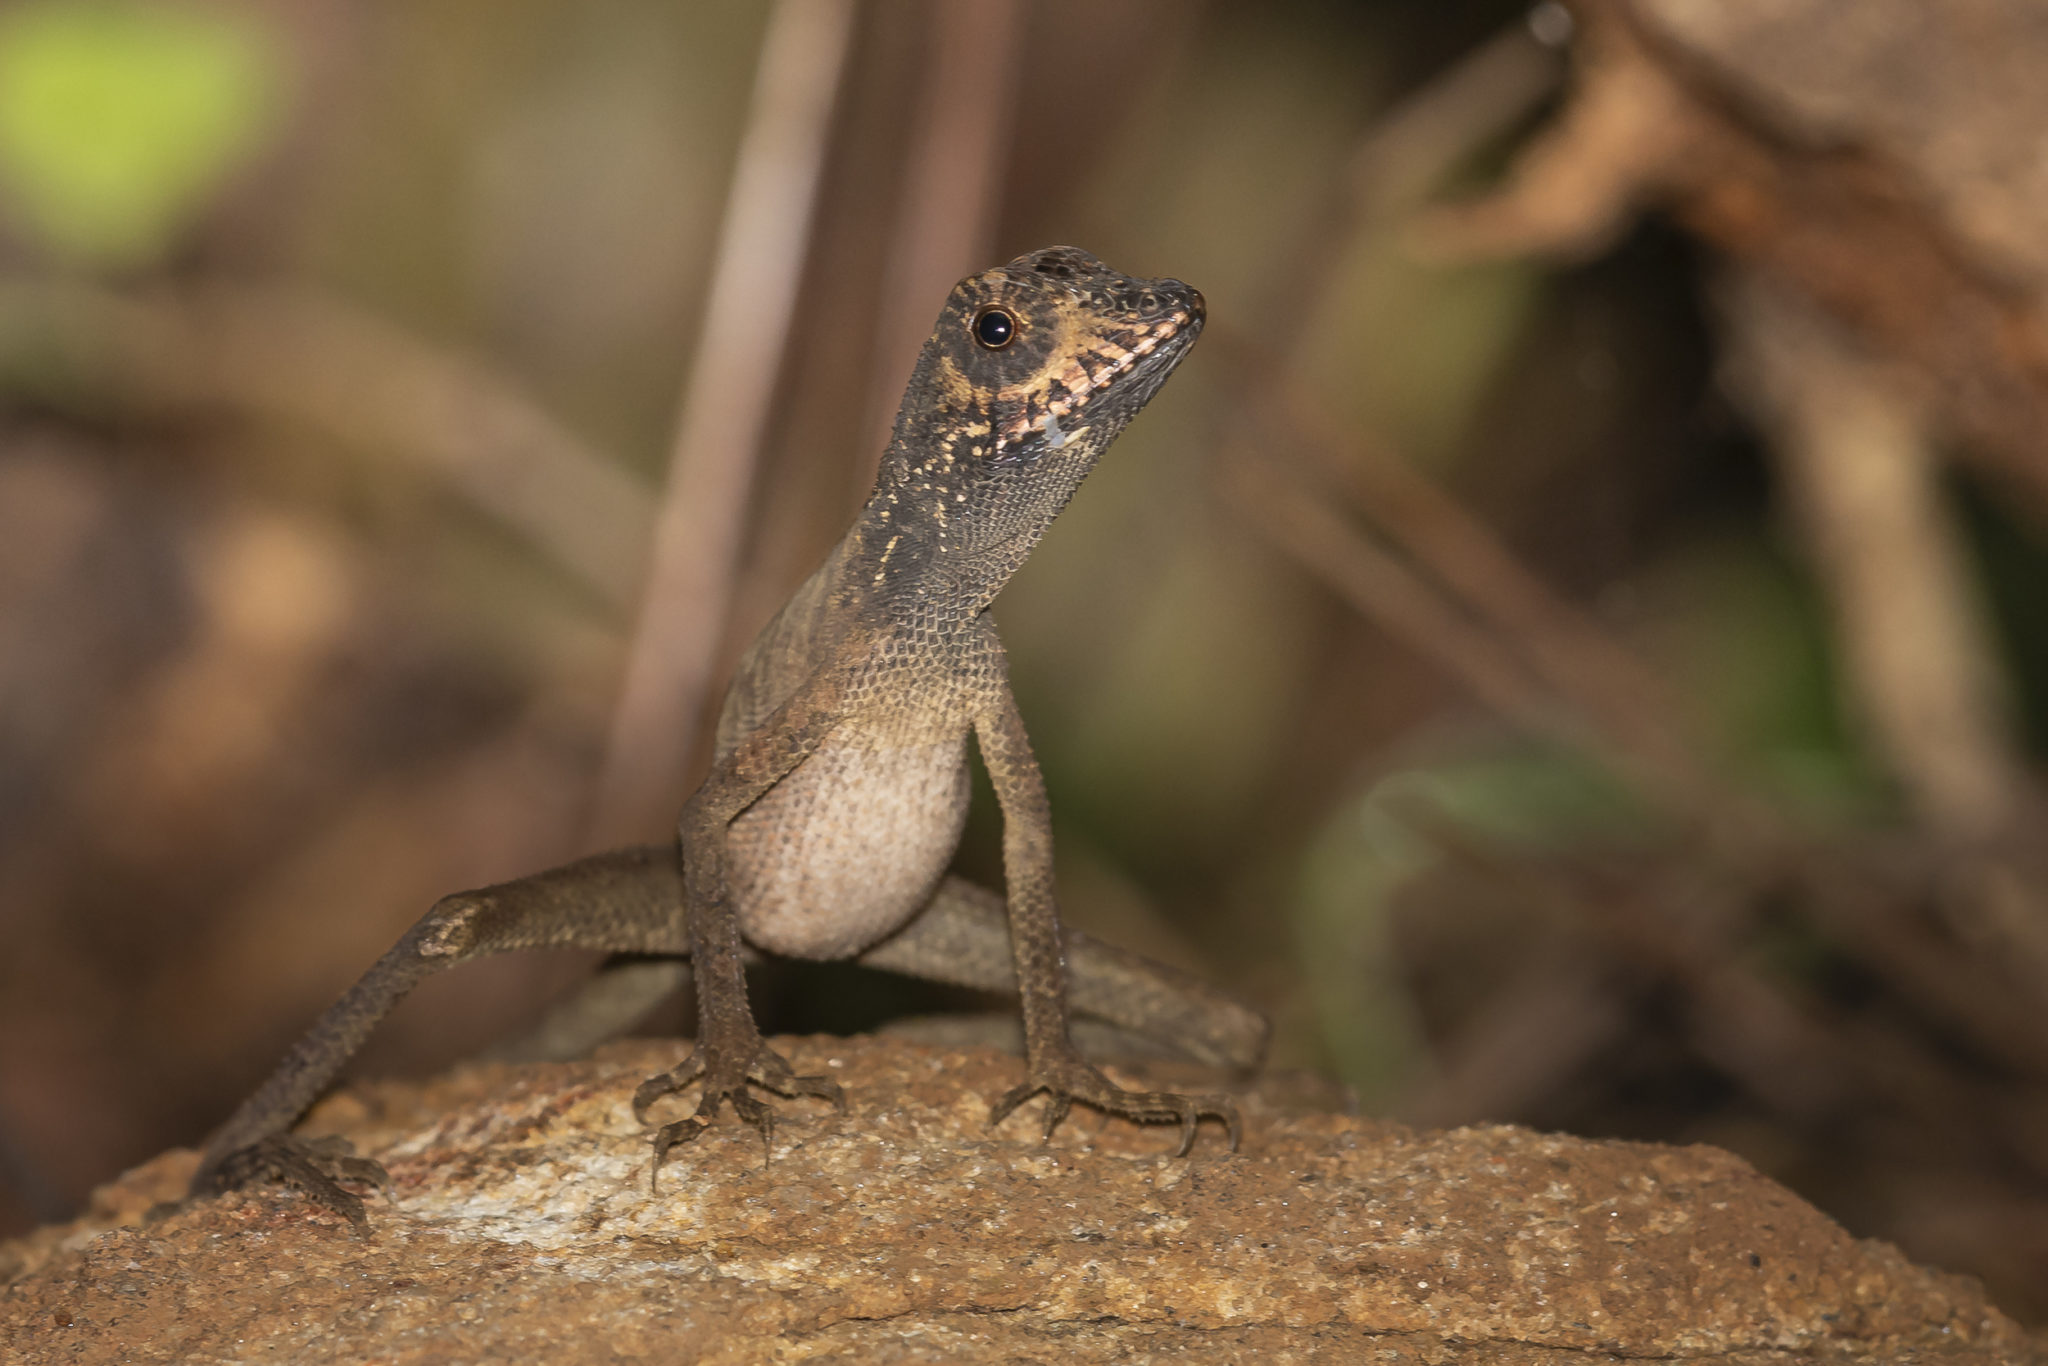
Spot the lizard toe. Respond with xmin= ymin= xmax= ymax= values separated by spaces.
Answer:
xmin=648 ymin=1117 xmax=711 ymax=1191
xmin=1039 ymin=1091 xmax=1073 ymax=1142
xmin=727 ymin=1087 xmax=776 ymax=1154
xmin=741 ymin=1045 xmax=845 ymax=1109
xmin=991 ymin=1054 xmax=1241 ymax=1156
xmin=631 ymin=1054 xmax=706 ymax=1123
xmin=770 ymin=1070 xmax=846 ymax=1110
xmin=989 ymin=1080 xmax=1038 ymax=1128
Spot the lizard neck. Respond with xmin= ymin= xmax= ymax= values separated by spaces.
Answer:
xmin=841 ymin=427 xmax=1100 ymax=632
xmin=823 ymin=246 xmax=1203 ymax=635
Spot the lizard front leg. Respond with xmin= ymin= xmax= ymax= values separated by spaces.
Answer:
xmin=189 ymin=845 xmax=693 ymax=1226
xmin=974 ymin=683 xmax=1242 ymax=1156
xmin=632 ymin=689 xmax=848 ymax=1185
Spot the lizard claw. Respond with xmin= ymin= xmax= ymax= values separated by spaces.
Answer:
xmin=635 ymin=1039 xmax=845 ymax=1191
xmin=189 ymin=1133 xmax=394 ymax=1233
xmin=990 ymin=1053 xmax=1241 ymax=1157
xmin=630 ymin=1051 xmax=707 ymax=1123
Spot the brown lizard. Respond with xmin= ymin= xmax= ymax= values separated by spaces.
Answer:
xmin=189 ymin=247 xmax=1261 ymax=1225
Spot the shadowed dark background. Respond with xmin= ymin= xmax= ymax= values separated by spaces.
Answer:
xmin=3 ymin=0 xmax=2047 ymax=1322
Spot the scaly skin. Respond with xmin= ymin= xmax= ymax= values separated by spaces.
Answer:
xmin=190 ymin=248 xmax=1254 ymax=1226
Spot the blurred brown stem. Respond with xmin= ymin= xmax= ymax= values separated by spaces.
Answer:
xmin=1721 ymin=272 xmax=2048 ymax=987
xmin=1223 ymin=337 xmax=1716 ymax=818
xmin=858 ymin=0 xmax=1022 ymax=476
xmin=1243 ymin=21 xmax=1563 ymax=348
xmin=1223 ymin=456 xmax=1559 ymax=734
xmin=1214 ymin=16 xmax=1722 ymax=811
xmin=587 ymin=0 xmax=857 ymax=847
xmin=0 ymin=278 xmax=652 ymax=607
xmin=1406 ymin=805 xmax=2048 ymax=1179
xmin=1719 ymin=272 xmax=2028 ymax=847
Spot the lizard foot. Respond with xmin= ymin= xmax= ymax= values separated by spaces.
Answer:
xmin=189 ymin=1134 xmax=393 ymax=1232
xmin=631 ymin=1040 xmax=846 ymax=1190
xmin=991 ymin=1051 xmax=1241 ymax=1157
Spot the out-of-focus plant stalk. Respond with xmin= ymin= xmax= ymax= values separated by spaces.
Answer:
xmin=858 ymin=0 xmax=1021 ymax=478
xmin=588 ymin=0 xmax=856 ymax=848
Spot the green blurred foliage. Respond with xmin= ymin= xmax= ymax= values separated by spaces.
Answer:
xmin=1626 ymin=531 xmax=1881 ymax=824
xmin=0 ymin=1 xmax=282 ymax=268
xmin=1288 ymin=521 xmax=1900 ymax=1105
xmin=1959 ymin=471 xmax=2048 ymax=760
xmin=299 ymin=0 xmax=764 ymax=465
xmin=1309 ymin=249 xmax=1547 ymax=468
xmin=1294 ymin=742 xmax=1648 ymax=1103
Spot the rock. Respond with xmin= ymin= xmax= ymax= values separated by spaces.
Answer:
xmin=1 ymin=1036 xmax=2036 ymax=1363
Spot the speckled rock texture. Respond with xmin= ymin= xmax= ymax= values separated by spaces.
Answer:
xmin=2 ymin=1036 xmax=2036 ymax=1363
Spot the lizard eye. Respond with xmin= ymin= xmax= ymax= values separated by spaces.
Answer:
xmin=972 ymin=307 xmax=1016 ymax=349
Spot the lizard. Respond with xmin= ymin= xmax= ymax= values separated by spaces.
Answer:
xmin=188 ymin=246 xmax=1260 ymax=1226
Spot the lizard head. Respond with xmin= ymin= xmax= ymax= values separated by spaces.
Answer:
xmin=870 ymin=246 xmax=1204 ymax=608
xmin=928 ymin=244 xmax=1205 ymax=461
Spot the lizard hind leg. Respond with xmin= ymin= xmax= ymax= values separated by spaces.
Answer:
xmin=189 ymin=844 xmax=696 ymax=1225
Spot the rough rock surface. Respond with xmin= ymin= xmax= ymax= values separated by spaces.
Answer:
xmin=2 ymin=1036 xmax=2036 ymax=1363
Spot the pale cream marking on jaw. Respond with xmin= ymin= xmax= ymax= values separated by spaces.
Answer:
xmin=1068 ymin=336 xmax=1145 ymax=397
xmin=988 ymin=302 xmax=1192 ymax=444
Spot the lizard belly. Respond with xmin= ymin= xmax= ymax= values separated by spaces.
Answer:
xmin=728 ymin=740 xmax=972 ymax=959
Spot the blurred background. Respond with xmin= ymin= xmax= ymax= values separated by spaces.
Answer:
xmin=2 ymin=0 xmax=2047 ymax=1321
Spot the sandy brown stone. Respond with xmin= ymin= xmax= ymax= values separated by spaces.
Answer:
xmin=2 ymin=1036 xmax=2037 ymax=1363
